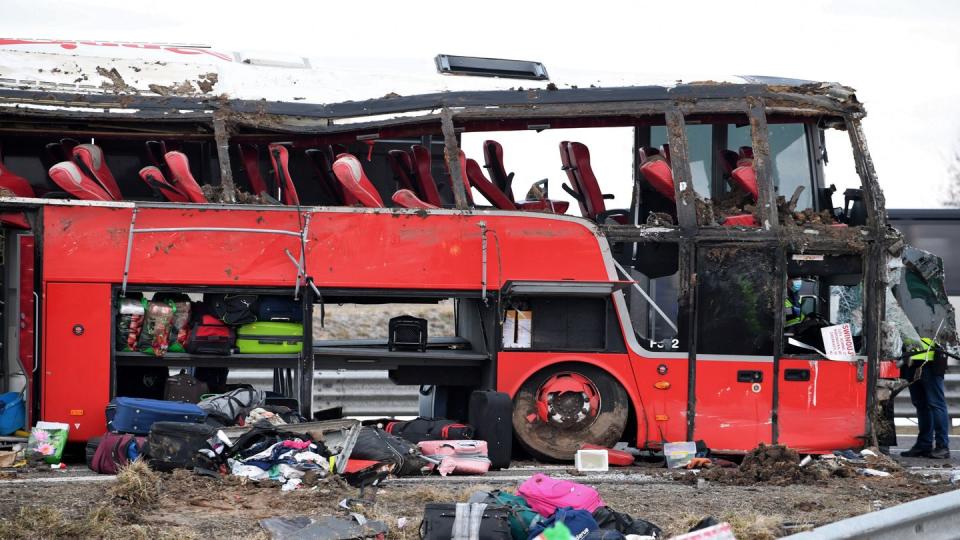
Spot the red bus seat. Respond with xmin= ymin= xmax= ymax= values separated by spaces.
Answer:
xmin=138 ymin=166 xmax=189 ymax=203
xmin=410 ymin=145 xmax=443 ymax=207
xmin=163 ymin=151 xmax=208 ymax=203
xmin=387 ymin=150 xmax=418 ymax=194
xmin=331 ymin=153 xmax=384 ymax=208
xmin=638 ymin=148 xmax=675 ymax=202
xmin=47 ymin=162 xmax=112 ymax=201
xmin=482 ymin=140 xmax=516 ymax=202
xmin=465 ymin=158 xmax=514 ymax=209
xmin=730 ymin=164 xmax=759 ymax=200
xmin=237 ymin=144 xmax=271 ymax=196
xmin=0 ymin=161 xmax=36 ymax=198
xmin=721 ymin=213 xmax=759 ymax=227
xmin=391 ymin=189 xmax=437 ymax=209
xmin=721 ymin=150 xmax=740 ymax=177
xmin=306 ymin=147 xmax=355 ymax=205
xmin=267 ymin=144 xmax=301 ymax=206
xmin=72 ymin=144 xmax=122 ymax=200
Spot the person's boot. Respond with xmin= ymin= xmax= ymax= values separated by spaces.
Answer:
xmin=929 ymin=447 xmax=951 ymax=459
xmin=900 ymin=446 xmax=932 ymax=457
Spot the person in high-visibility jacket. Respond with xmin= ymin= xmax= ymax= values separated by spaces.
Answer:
xmin=785 ymin=278 xmax=804 ymax=328
xmin=900 ymin=337 xmax=950 ymax=459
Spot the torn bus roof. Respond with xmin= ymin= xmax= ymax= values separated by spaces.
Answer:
xmin=0 ymin=39 xmax=863 ymax=126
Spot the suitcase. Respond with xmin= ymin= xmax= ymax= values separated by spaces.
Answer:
xmin=85 ymin=436 xmax=101 ymax=469
xmin=384 ymin=417 xmax=474 ymax=444
xmin=106 ymin=397 xmax=207 ymax=435
xmin=468 ymin=390 xmax=513 ymax=470
xmin=418 ymin=440 xmax=491 ymax=476
xmin=419 ymin=503 xmax=511 ymax=540
xmin=236 ymin=322 xmax=303 ymax=353
xmin=164 ymin=370 xmax=209 ymax=403
xmin=258 ymin=296 xmax=303 ymax=322
xmin=145 ymin=421 xmax=217 ymax=472
xmin=388 ymin=315 xmax=427 ymax=352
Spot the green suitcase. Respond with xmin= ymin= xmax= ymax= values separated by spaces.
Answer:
xmin=236 ymin=322 xmax=304 ymax=354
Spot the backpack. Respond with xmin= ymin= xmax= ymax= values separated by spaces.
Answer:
xmin=144 ymin=421 xmax=217 ymax=472
xmin=527 ymin=507 xmax=598 ymax=540
xmin=197 ymin=387 xmax=265 ymax=425
xmin=90 ymin=432 xmax=146 ymax=474
xmin=471 ymin=490 xmax=544 ymax=540
xmin=164 ymin=370 xmax=209 ymax=403
xmin=384 ymin=417 xmax=474 ymax=444
xmin=517 ymin=474 xmax=604 ymax=517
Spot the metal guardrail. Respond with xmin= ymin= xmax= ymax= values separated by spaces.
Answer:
xmin=230 ymin=369 xmax=420 ymax=417
xmin=894 ymin=374 xmax=960 ymax=419
xmin=231 ymin=370 xmax=959 ymax=420
xmin=784 ymin=488 xmax=960 ymax=539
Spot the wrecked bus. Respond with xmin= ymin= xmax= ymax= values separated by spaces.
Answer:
xmin=0 ymin=40 xmax=949 ymax=459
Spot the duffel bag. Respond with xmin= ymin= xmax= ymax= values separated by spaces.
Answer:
xmin=106 ymin=397 xmax=207 ymax=435
xmin=208 ymin=294 xmax=259 ymax=325
xmin=185 ymin=310 xmax=236 ymax=355
xmin=90 ymin=432 xmax=146 ymax=474
xmin=197 ymin=387 xmax=265 ymax=425
xmin=517 ymin=474 xmax=604 ymax=517
xmin=384 ymin=417 xmax=474 ymax=444
xmin=420 ymin=503 xmax=512 ymax=540
xmin=351 ymin=427 xmax=428 ymax=477
xmin=592 ymin=506 xmax=662 ymax=538
xmin=528 ymin=508 xmax=599 ymax=540
xmin=144 ymin=421 xmax=217 ymax=472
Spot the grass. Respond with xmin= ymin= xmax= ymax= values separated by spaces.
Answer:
xmin=109 ymin=459 xmax=162 ymax=507
xmin=0 ymin=505 xmax=117 ymax=539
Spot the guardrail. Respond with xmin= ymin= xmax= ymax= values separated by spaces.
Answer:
xmin=784 ymin=488 xmax=960 ymax=539
xmin=231 ymin=370 xmax=960 ymax=420
xmin=894 ymin=374 xmax=960 ymax=420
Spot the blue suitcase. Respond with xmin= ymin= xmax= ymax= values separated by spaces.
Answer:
xmin=106 ymin=397 xmax=207 ymax=435
xmin=257 ymin=296 xmax=303 ymax=322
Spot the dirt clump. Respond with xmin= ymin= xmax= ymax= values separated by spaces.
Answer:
xmin=699 ymin=444 xmax=822 ymax=485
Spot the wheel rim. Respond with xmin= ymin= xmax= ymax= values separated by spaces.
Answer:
xmin=534 ymin=372 xmax=601 ymax=429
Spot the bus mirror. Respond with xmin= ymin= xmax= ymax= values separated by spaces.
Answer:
xmin=800 ymin=295 xmax=818 ymax=316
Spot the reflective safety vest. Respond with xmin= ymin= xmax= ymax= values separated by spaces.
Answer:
xmin=785 ymin=298 xmax=804 ymax=327
xmin=909 ymin=337 xmax=936 ymax=362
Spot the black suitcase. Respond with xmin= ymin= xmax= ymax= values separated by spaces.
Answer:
xmin=420 ymin=503 xmax=511 ymax=540
xmin=468 ymin=390 xmax=513 ymax=470
xmin=258 ymin=296 xmax=303 ymax=322
xmin=388 ymin=315 xmax=427 ymax=352
xmin=144 ymin=421 xmax=217 ymax=472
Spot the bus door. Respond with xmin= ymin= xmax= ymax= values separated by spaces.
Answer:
xmin=0 ymin=212 xmax=36 ymax=429
xmin=777 ymin=254 xmax=868 ymax=451
xmin=692 ymin=245 xmax=776 ymax=450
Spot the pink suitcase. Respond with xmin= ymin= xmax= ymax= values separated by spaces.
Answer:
xmin=418 ymin=440 xmax=491 ymax=476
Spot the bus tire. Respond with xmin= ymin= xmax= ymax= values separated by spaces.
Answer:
xmin=511 ymin=363 xmax=629 ymax=461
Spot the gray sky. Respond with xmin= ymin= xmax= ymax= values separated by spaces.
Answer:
xmin=2 ymin=0 xmax=958 ymax=208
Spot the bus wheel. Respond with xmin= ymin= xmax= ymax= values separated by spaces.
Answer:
xmin=512 ymin=364 xmax=629 ymax=461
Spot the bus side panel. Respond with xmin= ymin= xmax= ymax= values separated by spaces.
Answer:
xmin=693 ymin=359 xmax=774 ymax=451
xmin=629 ymin=356 xmax=689 ymax=447
xmin=41 ymin=282 xmax=111 ymax=442
xmin=496 ymin=352 xmax=638 ymax=399
xmin=777 ymin=358 xmax=867 ymax=452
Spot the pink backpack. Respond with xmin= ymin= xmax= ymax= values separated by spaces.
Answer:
xmin=517 ymin=473 xmax=604 ymax=516
xmin=417 ymin=440 xmax=491 ymax=476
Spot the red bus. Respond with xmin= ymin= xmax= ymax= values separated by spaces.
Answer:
xmin=0 ymin=47 xmax=918 ymax=459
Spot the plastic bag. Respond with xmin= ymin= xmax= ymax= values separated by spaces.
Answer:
xmin=138 ymin=300 xmax=176 ymax=357
xmin=27 ymin=421 xmax=69 ymax=464
xmin=117 ymin=298 xmax=145 ymax=352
